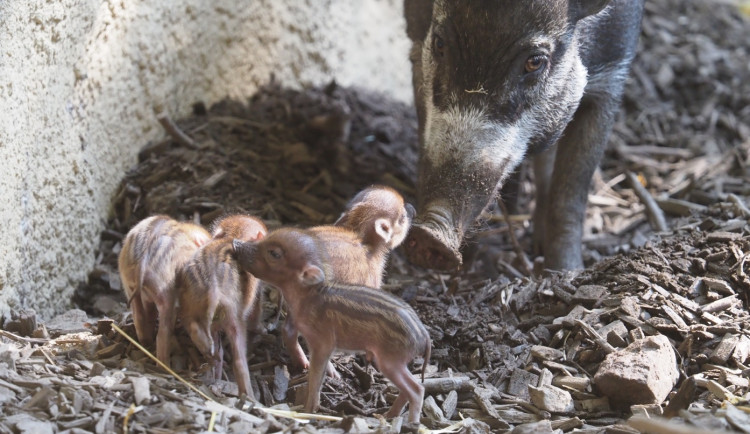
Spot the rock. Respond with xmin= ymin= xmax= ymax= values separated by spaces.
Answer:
xmin=131 ymin=376 xmax=150 ymax=405
xmin=3 ymin=309 xmax=37 ymax=337
xmin=594 ymin=335 xmax=678 ymax=407
xmin=45 ymin=309 xmax=90 ymax=336
xmin=528 ymin=384 xmax=575 ymax=413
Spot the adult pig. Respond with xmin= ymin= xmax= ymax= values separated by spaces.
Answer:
xmin=403 ymin=0 xmax=644 ymax=271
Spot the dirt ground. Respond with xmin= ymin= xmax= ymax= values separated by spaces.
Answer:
xmin=2 ymin=0 xmax=750 ymax=433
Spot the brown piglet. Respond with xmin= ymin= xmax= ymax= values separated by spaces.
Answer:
xmin=283 ymin=186 xmax=415 ymax=373
xmin=177 ymin=215 xmax=267 ymax=399
xmin=119 ymin=215 xmax=211 ymax=365
xmin=233 ymin=228 xmax=430 ymax=424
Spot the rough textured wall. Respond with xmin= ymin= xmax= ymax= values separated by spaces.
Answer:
xmin=0 ymin=0 xmax=411 ymax=320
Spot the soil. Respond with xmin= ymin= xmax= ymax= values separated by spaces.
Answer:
xmin=2 ymin=0 xmax=750 ymax=433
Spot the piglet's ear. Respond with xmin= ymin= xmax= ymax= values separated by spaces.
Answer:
xmin=254 ymin=230 xmax=266 ymax=241
xmin=194 ymin=232 xmax=211 ymax=248
xmin=300 ymin=265 xmax=325 ymax=286
xmin=374 ymin=218 xmax=393 ymax=244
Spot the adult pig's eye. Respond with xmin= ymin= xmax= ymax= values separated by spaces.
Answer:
xmin=433 ymin=34 xmax=445 ymax=57
xmin=524 ymin=55 xmax=548 ymax=74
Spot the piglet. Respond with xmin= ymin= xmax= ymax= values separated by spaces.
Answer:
xmin=177 ymin=215 xmax=267 ymax=399
xmin=283 ymin=186 xmax=415 ymax=374
xmin=315 ymin=184 xmax=415 ymax=288
xmin=233 ymin=228 xmax=430 ymax=423
xmin=209 ymin=214 xmax=269 ymax=334
xmin=119 ymin=215 xmax=211 ymax=365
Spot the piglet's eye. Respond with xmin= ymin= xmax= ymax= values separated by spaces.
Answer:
xmin=268 ymin=248 xmax=282 ymax=260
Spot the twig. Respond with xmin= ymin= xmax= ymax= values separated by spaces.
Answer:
xmin=625 ymin=171 xmax=669 ymax=232
xmin=497 ymin=199 xmax=532 ymax=276
xmin=122 ymin=403 xmax=142 ymax=434
xmin=574 ymin=319 xmax=616 ymax=355
xmin=701 ymin=295 xmax=739 ymax=313
xmin=155 ymin=110 xmax=198 ymax=149
xmin=112 ymin=323 xmax=214 ymax=401
xmin=0 ymin=329 xmax=49 ymax=344
xmin=728 ymin=193 xmax=750 ymax=217
xmin=111 ymin=324 xmax=344 ymax=423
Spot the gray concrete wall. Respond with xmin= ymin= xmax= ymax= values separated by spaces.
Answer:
xmin=0 ymin=0 xmax=412 ymax=320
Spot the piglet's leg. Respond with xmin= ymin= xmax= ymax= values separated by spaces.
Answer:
xmin=325 ymin=360 xmax=340 ymax=379
xmin=381 ymin=364 xmax=425 ymax=424
xmin=212 ymin=328 xmax=224 ymax=383
xmin=131 ymin=293 xmax=156 ymax=347
xmin=246 ymin=287 xmax=264 ymax=335
xmin=282 ymin=313 xmax=309 ymax=370
xmin=155 ymin=290 xmax=177 ymax=366
xmin=304 ymin=344 xmax=334 ymax=413
xmin=282 ymin=314 xmax=339 ymax=378
xmin=227 ymin=321 xmax=255 ymax=401
xmin=187 ymin=321 xmax=214 ymax=359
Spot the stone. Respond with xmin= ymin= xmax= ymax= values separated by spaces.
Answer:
xmin=131 ymin=376 xmax=150 ymax=405
xmin=594 ymin=335 xmax=678 ymax=407
xmin=528 ymin=384 xmax=575 ymax=413
xmin=45 ymin=309 xmax=89 ymax=333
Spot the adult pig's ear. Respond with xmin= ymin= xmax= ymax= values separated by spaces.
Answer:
xmin=570 ymin=0 xmax=611 ymax=21
xmin=404 ymin=0 xmax=434 ymax=43
xmin=300 ymin=264 xmax=325 ymax=286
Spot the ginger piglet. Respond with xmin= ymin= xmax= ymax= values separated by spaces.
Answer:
xmin=233 ymin=227 xmax=430 ymax=424
xmin=284 ymin=185 xmax=415 ymax=374
xmin=177 ymin=214 xmax=267 ymax=399
xmin=119 ymin=215 xmax=211 ymax=365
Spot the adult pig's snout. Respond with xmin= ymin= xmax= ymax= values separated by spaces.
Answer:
xmin=404 ymin=204 xmax=462 ymax=271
